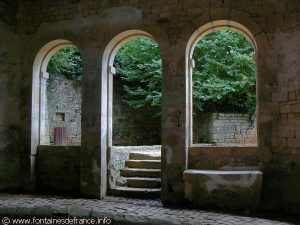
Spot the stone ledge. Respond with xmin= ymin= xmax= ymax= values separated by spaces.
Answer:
xmin=184 ymin=170 xmax=262 ymax=175
xmin=183 ymin=169 xmax=263 ymax=211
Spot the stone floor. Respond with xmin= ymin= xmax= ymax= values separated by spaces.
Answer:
xmin=0 ymin=194 xmax=299 ymax=225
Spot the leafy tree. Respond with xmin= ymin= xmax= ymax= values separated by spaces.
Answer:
xmin=47 ymin=47 xmax=82 ymax=81
xmin=115 ymin=31 xmax=255 ymax=116
xmin=46 ymin=32 xmax=256 ymax=116
xmin=192 ymin=29 xmax=256 ymax=114
xmin=114 ymin=38 xmax=162 ymax=117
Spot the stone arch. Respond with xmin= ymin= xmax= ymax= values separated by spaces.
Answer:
xmin=31 ymin=39 xmax=79 ymax=154
xmin=185 ymin=20 xmax=258 ymax=146
xmin=101 ymin=30 xmax=162 ymax=192
xmin=101 ymin=30 xmax=159 ymax=147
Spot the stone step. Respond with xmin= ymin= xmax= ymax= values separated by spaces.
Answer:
xmin=129 ymin=151 xmax=161 ymax=160
xmin=126 ymin=177 xmax=161 ymax=188
xmin=120 ymin=168 xmax=161 ymax=178
xmin=125 ymin=160 xmax=161 ymax=169
xmin=110 ymin=187 xmax=161 ymax=198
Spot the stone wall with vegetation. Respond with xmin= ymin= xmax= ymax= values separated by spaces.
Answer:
xmin=46 ymin=74 xmax=82 ymax=146
xmin=45 ymin=72 xmax=161 ymax=147
xmin=113 ymin=78 xmax=161 ymax=146
xmin=193 ymin=113 xmax=257 ymax=145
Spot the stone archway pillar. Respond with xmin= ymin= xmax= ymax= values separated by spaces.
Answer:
xmin=80 ymin=47 xmax=106 ymax=198
xmin=161 ymin=43 xmax=188 ymax=203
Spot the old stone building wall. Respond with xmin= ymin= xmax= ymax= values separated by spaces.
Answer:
xmin=113 ymin=77 xmax=161 ymax=146
xmin=0 ymin=0 xmax=299 ymax=213
xmin=0 ymin=0 xmax=21 ymax=191
xmin=0 ymin=0 xmax=17 ymax=27
xmin=193 ymin=113 xmax=257 ymax=145
xmin=46 ymin=74 xmax=81 ymax=146
xmin=189 ymin=146 xmax=259 ymax=170
xmin=44 ymin=72 xmax=161 ymax=147
xmin=268 ymin=30 xmax=300 ymax=213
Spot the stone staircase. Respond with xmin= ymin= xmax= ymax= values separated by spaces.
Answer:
xmin=111 ymin=151 xmax=161 ymax=198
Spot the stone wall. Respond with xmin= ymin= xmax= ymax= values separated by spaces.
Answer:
xmin=193 ymin=113 xmax=257 ymax=145
xmin=189 ymin=146 xmax=259 ymax=171
xmin=113 ymin=77 xmax=161 ymax=146
xmin=264 ymin=29 xmax=300 ymax=213
xmin=0 ymin=126 xmax=21 ymax=190
xmin=0 ymin=0 xmax=21 ymax=191
xmin=0 ymin=0 xmax=17 ymax=27
xmin=108 ymin=145 xmax=161 ymax=190
xmin=36 ymin=146 xmax=80 ymax=194
xmin=45 ymin=74 xmax=81 ymax=146
xmin=44 ymin=72 xmax=160 ymax=147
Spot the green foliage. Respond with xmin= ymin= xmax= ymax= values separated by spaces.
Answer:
xmin=45 ymin=32 xmax=256 ymax=116
xmin=114 ymin=31 xmax=255 ymax=116
xmin=47 ymin=47 xmax=82 ymax=81
xmin=192 ymin=29 xmax=256 ymax=113
xmin=114 ymin=38 xmax=162 ymax=117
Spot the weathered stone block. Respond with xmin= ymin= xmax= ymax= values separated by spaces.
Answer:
xmin=272 ymin=92 xmax=288 ymax=102
xmin=0 ymin=126 xmax=21 ymax=191
xmin=279 ymin=126 xmax=295 ymax=138
xmin=291 ymin=103 xmax=300 ymax=113
xmin=280 ymin=104 xmax=290 ymax=114
xmin=36 ymin=146 xmax=80 ymax=193
xmin=188 ymin=146 xmax=259 ymax=170
xmin=287 ymin=137 xmax=300 ymax=148
xmin=288 ymin=91 xmax=297 ymax=100
xmin=183 ymin=170 xmax=262 ymax=210
xmin=271 ymin=137 xmax=287 ymax=147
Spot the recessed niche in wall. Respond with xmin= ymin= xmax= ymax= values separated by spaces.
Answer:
xmin=55 ymin=112 xmax=65 ymax=121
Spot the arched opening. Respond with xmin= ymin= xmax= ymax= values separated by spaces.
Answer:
xmin=113 ymin=38 xmax=161 ymax=146
xmin=183 ymin=21 xmax=263 ymax=209
xmin=42 ymin=47 xmax=82 ymax=146
xmin=102 ymin=30 xmax=162 ymax=197
xmin=186 ymin=21 xmax=258 ymax=147
xmin=31 ymin=40 xmax=82 ymax=189
xmin=32 ymin=40 xmax=82 ymax=148
xmin=192 ymin=29 xmax=256 ymax=146
xmin=185 ymin=21 xmax=259 ymax=170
